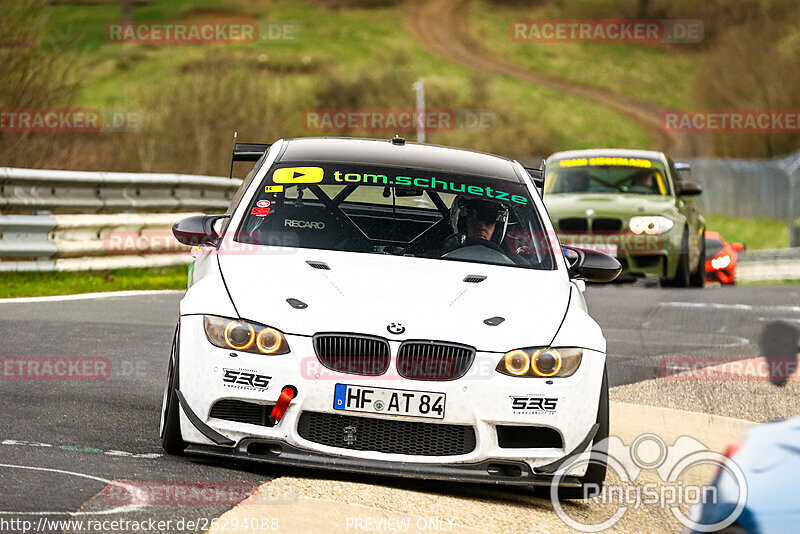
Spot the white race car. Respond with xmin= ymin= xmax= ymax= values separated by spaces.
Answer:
xmin=161 ymin=136 xmax=621 ymax=496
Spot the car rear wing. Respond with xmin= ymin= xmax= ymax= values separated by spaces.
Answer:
xmin=675 ymin=162 xmax=691 ymax=172
xmin=524 ymin=160 xmax=546 ymax=194
xmin=233 ymin=142 xmax=271 ymax=162
xmin=228 ymin=131 xmax=272 ymax=178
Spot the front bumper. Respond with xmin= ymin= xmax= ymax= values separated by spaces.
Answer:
xmin=175 ymin=315 xmax=606 ymax=483
xmin=559 ymin=228 xmax=683 ymax=279
xmin=706 ymin=267 xmax=735 ymax=284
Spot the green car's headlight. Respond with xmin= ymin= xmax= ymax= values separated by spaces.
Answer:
xmin=496 ymin=347 xmax=582 ymax=377
xmin=203 ymin=315 xmax=290 ymax=355
xmin=629 ymin=216 xmax=674 ymax=235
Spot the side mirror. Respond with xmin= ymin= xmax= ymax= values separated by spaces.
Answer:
xmin=563 ymin=246 xmax=622 ymax=283
xmin=731 ymin=242 xmax=745 ymax=252
xmin=172 ymin=215 xmax=229 ymax=247
xmin=677 ymin=181 xmax=702 ymax=196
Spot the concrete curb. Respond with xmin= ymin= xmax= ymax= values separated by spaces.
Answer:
xmin=609 ymin=400 xmax=753 ymax=454
xmin=207 ymin=402 xmax=754 ymax=533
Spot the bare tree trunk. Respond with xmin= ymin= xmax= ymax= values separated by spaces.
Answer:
xmin=121 ymin=0 xmax=132 ymax=22
xmin=638 ymin=0 xmax=652 ymax=18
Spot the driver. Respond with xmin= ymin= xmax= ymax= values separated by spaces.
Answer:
xmin=439 ymin=197 xmax=509 ymax=254
xmin=630 ymin=170 xmax=658 ymax=192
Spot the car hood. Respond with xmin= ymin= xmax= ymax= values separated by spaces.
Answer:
xmin=545 ymin=193 xmax=676 ymax=218
xmin=217 ymin=249 xmax=570 ymax=352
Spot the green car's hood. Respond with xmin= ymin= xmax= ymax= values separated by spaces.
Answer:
xmin=544 ymin=193 xmax=677 ymax=219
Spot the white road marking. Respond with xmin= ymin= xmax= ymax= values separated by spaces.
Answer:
xmin=659 ymin=301 xmax=800 ymax=313
xmin=0 ymin=290 xmax=183 ymax=304
xmin=610 ymin=337 xmax=750 ymax=348
xmin=603 ymin=328 xmax=750 ymax=348
xmin=1 ymin=439 xmax=162 ymax=459
xmin=757 ymin=317 xmax=800 ymax=323
xmin=0 ymin=463 xmax=146 ymax=515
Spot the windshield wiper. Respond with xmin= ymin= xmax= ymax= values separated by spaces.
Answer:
xmin=589 ymin=176 xmax=626 ymax=192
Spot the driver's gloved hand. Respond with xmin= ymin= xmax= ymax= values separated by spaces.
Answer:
xmin=439 ymin=233 xmax=466 ymax=255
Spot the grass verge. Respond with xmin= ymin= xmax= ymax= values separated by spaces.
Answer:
xmin=9 ymin=0 xmax=652 ymax=174
xmin=738 ymin=279 xmax=800 ymax=287
xmin=0 ymin=266 xmax=189 ymax=298
xmin=704 ymin=214 xmax=789 ymax=250
xmin=468 ymin=0 xmax=700 ymax=110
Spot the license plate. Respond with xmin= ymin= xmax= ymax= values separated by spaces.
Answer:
xmin=333 ymin=384 xmax=445 ymax=419
xmin=578 ymin=243 xmax=617 ymax=256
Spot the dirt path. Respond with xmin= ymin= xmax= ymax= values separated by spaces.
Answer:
xmin=405 ymin=0 xmax=707 ymax=157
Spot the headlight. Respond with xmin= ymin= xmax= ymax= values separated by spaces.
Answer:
xmin=629 ymin=216 xmax=674 ymax=235
xmin=496 ymin=347 xmax=582 ymax=377
xmin=711 ymin=254 xmax=731 ymax=270
xmin=204 ymin=315 xmax=290 ymax=355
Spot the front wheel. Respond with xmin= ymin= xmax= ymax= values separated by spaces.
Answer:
xmin=662 ymin=230 xmax=690 ymax=288
xmin=689 ymin=231 xmax=706 ymax=288
xmin=161 ymin=326 xmax=187 ymax=454
xmin=554 ymin=367 xmax=609 ymax=500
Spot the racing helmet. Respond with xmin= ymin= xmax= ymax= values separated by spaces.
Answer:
xmin=450 ymin=196 xmax=509 ymax=245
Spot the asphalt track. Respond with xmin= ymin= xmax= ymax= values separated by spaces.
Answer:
xmin=1 ymin=284 xmax=797 ymax=533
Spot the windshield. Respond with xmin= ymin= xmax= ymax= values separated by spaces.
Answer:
xmin=546 ymin=156 xmax=670 ymax=196
xmin=234 ymin=162 xmax=556 ymax=270
xmin=706 ymin=238 xmax=724 ymax=260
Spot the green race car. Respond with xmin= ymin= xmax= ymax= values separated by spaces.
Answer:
xmin=544 ymin=149 xmax=705 ymax=287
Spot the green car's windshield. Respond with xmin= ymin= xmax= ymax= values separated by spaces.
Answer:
xmin=546 ymin=157 xmax=670 ymax=196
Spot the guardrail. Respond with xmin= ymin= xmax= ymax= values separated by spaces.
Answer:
xmin=737 ymin=248 xmax=800 ymax=282
xmin=0 ymin=167 xmax=240 ymax=271
xmin=738 ymin=248 xmax=800 ymax=263
xmin=0 ymin=167 xmax=239 ymax=213
xmin=0 ymin=213 xmax=203 ymax=272
xmin=2 ymin=165 xmax=800 ymax=278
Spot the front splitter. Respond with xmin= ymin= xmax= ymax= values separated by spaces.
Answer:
xmin=184 ymin=439 xmax=582 ymax=488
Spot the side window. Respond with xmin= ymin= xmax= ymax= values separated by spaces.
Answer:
xmin=218 ymin=149 xmax=271 ymax=237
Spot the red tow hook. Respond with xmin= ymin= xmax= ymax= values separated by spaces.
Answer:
xmin=269 ymin=386 xmax=297 ymax=425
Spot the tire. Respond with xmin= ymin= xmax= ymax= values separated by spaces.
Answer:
xmin=662 ymin=230 xmax=690 ymax=288
xmin=555 ymin=367 xmax=609 ymax=500
xmin=160 ymin=325 xmax=187 ymax=454
xmin=689 ymin=231 xmax=706 ymax=288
